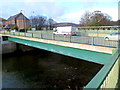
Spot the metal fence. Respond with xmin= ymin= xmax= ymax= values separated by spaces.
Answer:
xmin=0 ymin=30 xmax=118 ymax=48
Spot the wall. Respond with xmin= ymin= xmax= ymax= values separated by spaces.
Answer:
xmin=17 ymin=19 xmax=30 ymax=29
xmin=5 ymin=20 xmax=15 ymax=25
xmin=16 ymin=43 xmax=36 ymax=52
xmin=100 ymin=56 xmax=119 ymax=88
xmin=2 ymin=40 xmax=35 ymax=54
xmin=2 ymin=41 xmax=16 ymax=54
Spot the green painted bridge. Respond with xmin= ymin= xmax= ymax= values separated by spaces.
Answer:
xmin=1 ymin=33 xmax=120 ymax=89
xmin=8 ymin=36 xmax=111 ymax=65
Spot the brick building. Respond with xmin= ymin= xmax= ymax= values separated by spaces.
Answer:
xmin=5 ymin=13 xmax=30 ymax=30
xmin=0 ymin=18 xmax=7 ymax=30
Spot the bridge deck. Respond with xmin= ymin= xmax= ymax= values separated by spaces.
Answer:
xmin=8 ymin=36 xmax=112 ymax=65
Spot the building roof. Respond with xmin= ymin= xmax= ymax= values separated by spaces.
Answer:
xmin=0 ymin=17 xmax=7 ymax=21
xmin=7 ymin=13 xmax=29 ymax=21
xmin=4 ymin=24 xmax=15 ymax=29
xmin=7 ymin=14 xmax=18 ymax=21
xmin=53 ymin=22 xmax=78 ymax=27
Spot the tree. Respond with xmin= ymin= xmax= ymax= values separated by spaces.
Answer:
xmin=80 ymin=11 xmax=112 ymax=26
xmin=47 ymin=18 xmax=57 ymax=30
xmin=30 ymin=15 xmax=47 ymax=30
xmin=11 ymin=25 xmax=18 ymax=30
xmin=80 ymin=11 xmax=91 ymax=26
xmin=90 ymin=11 xmax=112 ymax=26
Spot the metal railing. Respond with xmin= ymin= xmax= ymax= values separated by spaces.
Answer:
xmin=0 ymin=30 xmax=118 ymax=48
xmin=84 ymin=49 xmax=120 ymax=89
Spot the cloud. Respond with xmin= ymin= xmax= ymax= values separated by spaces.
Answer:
xmin=23 ymin=2 xmax=67 ymax=18
xmin=55 ymin=6 xmax=118 ymax=24
xmin=0 ymin=0 xmax=119 ymax=23
xmin=2 ymin=0 xmax=119 ymax=3
xmin=0 ymin=1 xmax=67 ymax=20
xmin=56 ymin=11 xmax=84 ymax=24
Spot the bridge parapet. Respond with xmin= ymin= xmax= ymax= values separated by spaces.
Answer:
xmin=0 ymin=30 xmax=118 ymax=48
xmin=84 ymin=49 xmax=120 ymax=89
xmin=0 ymin=30 xmax=116 ymax=54
xmin=1 ymin=34 xmax=114 ymax=54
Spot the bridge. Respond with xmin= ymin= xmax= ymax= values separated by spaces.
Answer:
xmin=0 ymin=30 xmax=120 ymax=89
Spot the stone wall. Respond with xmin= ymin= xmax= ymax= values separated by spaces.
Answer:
xmin=2 ymin=40 xmax=35 ymax=54
xmin=2 ymin=41 xmax=16 ymax=54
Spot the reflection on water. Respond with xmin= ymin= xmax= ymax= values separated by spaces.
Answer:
xmin=2 ymin=49 xmax=103 ymax=89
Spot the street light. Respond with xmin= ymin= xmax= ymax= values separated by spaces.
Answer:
xmin=21 ymin=10 xmax=26 ymax=33
xmin=31 ymin=11 xmax=34 ymax=30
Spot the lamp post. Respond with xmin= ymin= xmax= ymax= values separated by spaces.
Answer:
xmin=24 ymin=11 xmax=27 ymax=33
xmin=21 ymin=10 xmax=26 ymax=33
xmin=31 ymin=11 xmax=34 ymax=31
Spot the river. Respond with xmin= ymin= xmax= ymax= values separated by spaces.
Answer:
xmin=2 ymin=48 xmax=103 ymax=89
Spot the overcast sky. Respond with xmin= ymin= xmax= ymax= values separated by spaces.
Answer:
xmin=0 ymin=0 xmax=119 ymax=24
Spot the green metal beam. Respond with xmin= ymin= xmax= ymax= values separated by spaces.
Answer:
xmin=84 ymin=50 xmax=120 ymax=88
xmin=8 ymin=37 xmax=111 ymax=65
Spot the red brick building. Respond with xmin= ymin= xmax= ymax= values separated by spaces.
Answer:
xmin=0 ymin=18 xmax=7 ymax=30
xmin=5 ymin=13 xmax=30 ymax=29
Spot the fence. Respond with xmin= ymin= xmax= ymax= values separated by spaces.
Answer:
xmin=0 ymin=30 xmax=118 ymax=48
xmin=77 ymin=30 xmax=119 ymax=37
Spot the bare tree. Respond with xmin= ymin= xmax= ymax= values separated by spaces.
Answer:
xmin=30 ymin=15 xmax=47 ymax=30
xmin=80 ymin=11 xmax=91 ymax=26
xmin=80 ymin=11 xmax=112 ymax=26
xmin=30 ymin=16 xmax=57 ymax=30
xmin=47 ymin=18 xmax=57 ymax=30
xmin=90 ymin=11 xmax=112 ymax=26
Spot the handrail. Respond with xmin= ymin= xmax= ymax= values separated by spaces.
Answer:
xmin=0 ymin=30 xmax=117 ymax=48
xmin=84 ymin=49 xmax=120 ymax=89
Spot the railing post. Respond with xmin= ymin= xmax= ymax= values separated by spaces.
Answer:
xmin=24 ymin=32 xmax=26 ymax=37
xmin=40 ymin=33 xmax=42 ymax=39
xmin=52 ymin=34 xmax=55 ymax=40
xmin=19 ymin=32 xmax=20 ymax=36
xmin=69 ymin=35 xmax=71 ymax=42
xmin=32 ymin=33 xmax=33 ymax=38
xmin=0 ymin=35 xmax=2 ymax=44
xmin=92 ymin=37 xmax=94 ymax=45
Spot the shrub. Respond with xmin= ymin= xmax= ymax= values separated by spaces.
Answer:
xmin=28 ymin=27 xmax=31 ymax=30
xmin=11 ymin=25 xmax=18 ymax=30
xmin=8 ymin=28 xmax=13 ymax=32
xmin=19 ymin=29 xmax=25 ymax=32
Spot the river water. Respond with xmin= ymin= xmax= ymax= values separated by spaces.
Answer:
xmin=2 ymin=48 xmax=103 ymax=89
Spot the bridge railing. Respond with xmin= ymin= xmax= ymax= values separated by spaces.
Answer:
xmin=0 ymin=30 xmax=118 ymax=48
xmin=84 ymin=49 xmax=120 ymax=89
